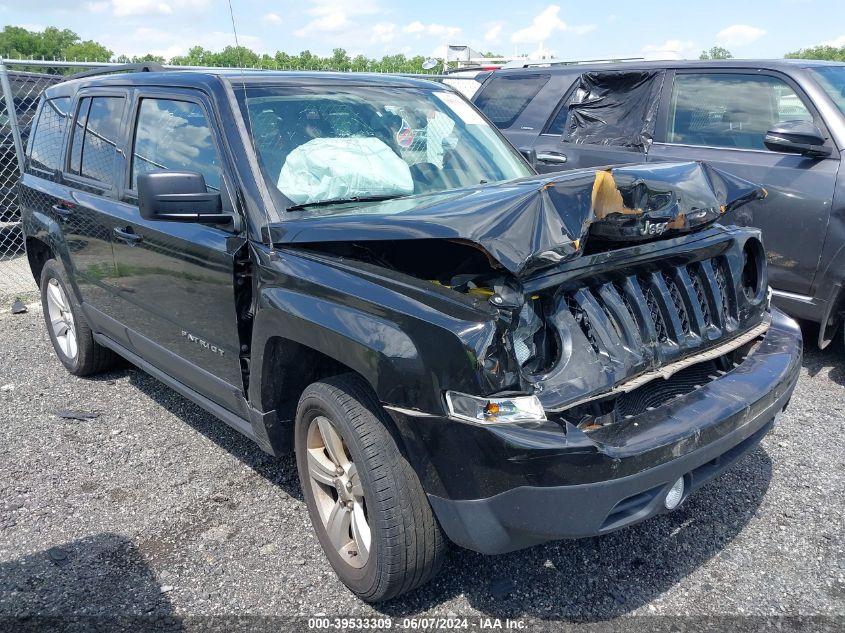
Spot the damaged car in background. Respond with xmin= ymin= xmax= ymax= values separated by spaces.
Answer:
xmin=21 ymin=71 xmax=802 ymax=602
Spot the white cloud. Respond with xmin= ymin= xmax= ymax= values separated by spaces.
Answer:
xmin=402 ymin=21 xmax=461 ymax=39
xmin=370 ymin=23 xmax=396 ymax=44
xmin=822 ymin=33 xmax=845 ymax=47
xmin=484 ymin=23 xmax=503 ymax=43
xmin=104 ymin=0 xmax=208 ymax=17
xmin=640 ymin=39 xmax=697 ymax=60
xmin=112 ymin=0 xmax=171 ymax=16
xmin=295 ymin=0 xmax=380 ymax=37
xmin=715 ymin=24 xmax=766 ymax=48
xmin=85 ymin=1 xmax=109 ymax=12
xmin=263 ymin=13 xmax=282 ymax=26
xmin=510 ymin=5 xmax=595 ymax=44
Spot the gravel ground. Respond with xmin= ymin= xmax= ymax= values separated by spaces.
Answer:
xmin=0 ymin=301 xmax=843 ymax=631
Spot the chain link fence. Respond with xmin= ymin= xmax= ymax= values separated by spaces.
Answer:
xmin=0 ymin=60 xmax=70 ymax=299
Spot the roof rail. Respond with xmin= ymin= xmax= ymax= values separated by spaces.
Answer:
xmin=501 ymin=57 xmax=645 ymax=69
xmin=68 ymin=62 xmax=167 ymax=80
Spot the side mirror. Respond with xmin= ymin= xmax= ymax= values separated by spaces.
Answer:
xmin=519 ymin=146 xmax=537 ymax=167
xmin=764 ymin=121 xmax=831 ymax=158
xmin=137 ymin=171 xmax=229 ymax=223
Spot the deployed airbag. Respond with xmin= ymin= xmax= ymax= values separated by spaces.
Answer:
xmin=278 ymin=137 xmax=414 ymax=204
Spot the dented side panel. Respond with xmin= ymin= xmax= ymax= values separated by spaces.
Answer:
xmin=248 ymin=245 xmax=522 ymax=414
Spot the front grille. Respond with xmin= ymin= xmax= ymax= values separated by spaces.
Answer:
xmin=663 ymin=272 xmax=691 ymax=335
xmin=641 ymin=279 xmax=669 ymax=343
xmin=713 ymin=257 xmax=734 ymax=321
xmin=689 ymin=263 xmax=712 ymax=326
xmin=566 ymin=294 xmax=599 ymax=353
xmin=563 ymin=256 xmax=739 ymax=354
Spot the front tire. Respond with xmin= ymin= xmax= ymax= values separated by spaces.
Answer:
xmin=40 ymin=259 xmax=116 ymax=376
xmin=294 ymin=374 xmax=446 ymax=602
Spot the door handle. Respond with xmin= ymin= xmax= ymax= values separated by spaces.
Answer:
xmin=113 ymin=226 xmax=144 ymax=244
xmin=536 ymin=152 xmax=568 ymax=164
xmin=51 ymin=202 xmax=73 ymax=220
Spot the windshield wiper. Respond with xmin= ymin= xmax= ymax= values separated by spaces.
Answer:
xmin=286 ymin=194 xmax=403 ymax=212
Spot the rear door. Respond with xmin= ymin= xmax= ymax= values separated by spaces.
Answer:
xmin=107 ymin=88 xmax=246 ymax=413
xmin=648 ymin=70 xmax=840 ymax=296
xmin=532 ymin=70 xmax=665 ymax=172
xmin=21 ymin=91 xmax=128 ymax=332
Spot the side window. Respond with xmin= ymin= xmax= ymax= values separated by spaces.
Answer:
xmin=546 ymin=70 xmax=664 ymax=149
xmin=68 ymin=98 xmax=90 ymax=175
xmin=28 ymin=97 xmax=71 ymax=172
xmin=473 ymin=74 xmax=550 ymax=129
xmin=667 ymin=74 xmax=814 ymax=150
xmin=68 ymin=96 xmax=125 ymax=183
xmin=131 ymin=98 xmax=222 ymax=192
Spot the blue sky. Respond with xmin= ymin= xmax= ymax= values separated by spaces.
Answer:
xmin=2 ymin=0 xmax=844 ymax=61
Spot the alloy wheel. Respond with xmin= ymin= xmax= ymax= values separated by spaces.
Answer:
xmin=46 ymin=278 xmax=77 ymax=360
xmin=306 ymin=415 xmax=371 ymax=568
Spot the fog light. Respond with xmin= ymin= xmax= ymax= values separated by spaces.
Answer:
xmin=664 ymin=477 xmax=685 ymax=509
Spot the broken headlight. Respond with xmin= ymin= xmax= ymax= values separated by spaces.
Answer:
xmin=511 ymin=298 xmax=558 ymax=374
xmin=445 ymin=391 xmax=546 ymax=424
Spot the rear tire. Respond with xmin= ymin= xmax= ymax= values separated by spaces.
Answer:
xmin=40 ymin=259 xmax=117 ymax=376
xmin=294 ymin=373 xmax=446 ymax=602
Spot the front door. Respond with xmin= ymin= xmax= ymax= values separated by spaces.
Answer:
xmin=648 ymin=70 xmax=840 ymax=296
xmin=108 ymin=91 xmax=246 ymax=413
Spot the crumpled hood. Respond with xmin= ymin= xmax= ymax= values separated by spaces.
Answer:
xmin=266 ymin=161 xmax=766 ymax=279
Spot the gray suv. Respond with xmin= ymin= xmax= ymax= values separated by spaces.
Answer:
xmin=473 ymin=60 xmax=845 ymax=349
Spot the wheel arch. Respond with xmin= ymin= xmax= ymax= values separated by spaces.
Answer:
xmin=25 ymin=236 xmax=55 ymax=285
xmin=814 ymin=241 xmax=845 ymax=348
xmin=257 ymin=335 xmax=356 ymax=450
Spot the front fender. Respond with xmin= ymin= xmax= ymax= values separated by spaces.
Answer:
xmin=249 ymin=249 xmax=513 ymax=413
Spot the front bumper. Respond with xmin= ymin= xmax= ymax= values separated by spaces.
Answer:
xmin=388 ymin=309 xmax=802 ymax=554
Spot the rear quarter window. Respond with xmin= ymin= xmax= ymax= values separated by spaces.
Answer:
xmin=473 ymin=73 xmax=550 ymax=129
xmin=28 ymin=97 xmax=71 ymax=173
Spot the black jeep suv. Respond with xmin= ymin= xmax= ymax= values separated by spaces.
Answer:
xmin=21 ymin=69 xmax=801 ymax=601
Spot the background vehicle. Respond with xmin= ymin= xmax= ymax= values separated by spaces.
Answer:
xmin=21 ymin=69 xmax=800 ymax=602
xmin=473 ymin=60 xmax=845 ymax=349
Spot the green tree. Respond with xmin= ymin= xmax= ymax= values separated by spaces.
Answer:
xmin=213 ymin=45 xmax=260 ymax=68
xmin=699 ymin=46 xmax=733 ymax=60
xmin=297 ymin=50 xmax=315 ymax=69
xmin=170 ymin=46 xmax=214 ymax=67
xmin=0 ymin=22 xmax=455 ymax=75
xmin=785 ymin=44 xmax=845 ymax=61
xmin=330 ymin=47 xmax=351 ymax=71
xmin=62 ymin=40 xmax=113 ymax=62
xmin=351 ymin=54 xmax=369 ymax=72
xmin=0 ymin=25 xmax=79 ymax=59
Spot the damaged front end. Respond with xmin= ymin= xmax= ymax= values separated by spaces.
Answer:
xmin=269 ymin=161 xmax=774 ymax=431
xmin=260 ymin=160 xmax=802 ymax=552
